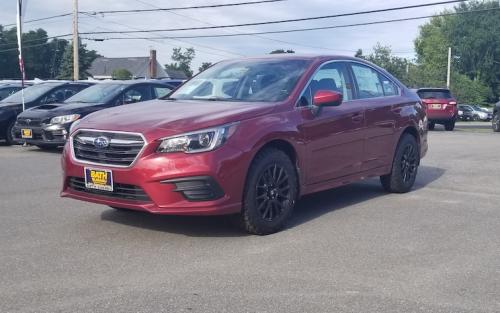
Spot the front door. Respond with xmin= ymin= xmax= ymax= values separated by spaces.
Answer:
xmin=298 ymin=61 xmax=366 ymax=185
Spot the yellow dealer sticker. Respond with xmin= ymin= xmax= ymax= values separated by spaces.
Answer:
xmin=84 ymin=167 xmax=113 ymax=191
xmin=21 ymin=129 xmax=33 ymax=139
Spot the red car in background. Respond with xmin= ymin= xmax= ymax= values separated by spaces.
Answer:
xmin=61 ymin=55 xmax=428 ymax=235
xmin=416 ymin=88 xmax=458 ymax=131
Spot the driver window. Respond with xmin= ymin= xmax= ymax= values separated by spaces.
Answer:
xmin=299 ymin=62 xmax=352 ymax=107
xmin=43 ymin=88 xmax=66 ymax=104
xmin=123 ymin=85 xmax=151 ymax=104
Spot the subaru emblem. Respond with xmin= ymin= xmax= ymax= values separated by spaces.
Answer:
xmin=93 ymin=136 xmax=110 ymax=149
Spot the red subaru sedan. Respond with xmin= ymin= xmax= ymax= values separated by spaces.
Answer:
xmin=61 ymin=55 xmax=428 ymax=235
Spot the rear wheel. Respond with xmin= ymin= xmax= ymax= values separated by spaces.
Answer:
xmin=380 ymin=134 xmax=419 ymax=193
xmin=492 ymin=113 xmax=500 ymax=132
xmin=240 ymin=148 xmax=298 ymax=235
xmin=444 ymin=120 xmax=455 ymax=131
xmin=428 ymin=122 xmax=435 ymax=130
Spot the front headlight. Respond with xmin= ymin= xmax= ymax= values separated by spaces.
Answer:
xmin=50 ymin=114 xmax=80 ymax=124
xmin=157 ymin=123 xmax=238 ymax=154
xmin=68 ymin=119 xmax=81 ymax=134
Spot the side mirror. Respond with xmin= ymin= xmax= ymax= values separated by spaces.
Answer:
xmin=313 ymin=90 xmax=343 ymax=107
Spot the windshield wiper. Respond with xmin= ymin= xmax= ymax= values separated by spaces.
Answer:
xmin=162 ymin=97 xmax=177 ymax=101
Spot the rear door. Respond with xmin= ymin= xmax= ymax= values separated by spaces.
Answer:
xmin=348 ymin=63 xmax=401 ymax=171
xmin=298 ymin=61 xmax=365 ymax=185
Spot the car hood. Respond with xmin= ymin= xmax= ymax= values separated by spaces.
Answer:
xmin=0 ymin=101 xmax=22 ymax=108
xmin=19 ymin=102 xmax=107 ymax=120
xmin=78 ymin=99 xmax=276 ymax=139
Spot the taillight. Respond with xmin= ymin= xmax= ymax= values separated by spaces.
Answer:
xmin=449 ymin=101 xmax=457 ymax=105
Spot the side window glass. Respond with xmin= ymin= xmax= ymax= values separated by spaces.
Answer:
xmin=299 ymin=62 xmax=352 ymax=106
xmin=351 ymin=64 xmax=384 ymax=99
xmin=153 ymin=86 xmax=172 ymax=98
xmin=45 ymin=88 xmax=66 ymax=103
xmin=123 ymin=85 xmax=151 ymax=104
xmin=378 ymin=74 xmax=399 ymax=96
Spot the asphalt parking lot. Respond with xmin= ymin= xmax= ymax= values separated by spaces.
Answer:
xmin=1 ymin=122 xmax=499 ymax=313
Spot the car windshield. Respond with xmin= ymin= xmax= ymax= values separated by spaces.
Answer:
xmin=1 ymin=83 xmax=59 ymax=103
xmin=417 ymin=89 xmax=451 ymax=99
xmin=170 ymin=59 xmax=311 ymax=102
xmin=64 ymin=84 xmax=124 ymax=103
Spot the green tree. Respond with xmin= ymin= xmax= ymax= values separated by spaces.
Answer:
xmin=414 ymin=1 xmax=499 ymax=102
xmin=112 ymin=68 xmax=132 ymax=80
xmin=165 ymin=47 xmax=195 ymax=78
xmin=0 ymin=26 xmax=69 ymax=79
xmin=354 ymin=49 xmax=364 ymax=58
xmin=361 ymin=43 xmax=409 ymax=84
xmin=198 ymin=62 xmax=213 ymax=73
xmin=57 ymin=41 xmax=100 ymax=80
xmin=269 ymin=49 xmax=295 ymax=54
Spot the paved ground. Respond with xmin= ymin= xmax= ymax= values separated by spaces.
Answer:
xmin=1 ymin=122 xmax=499 ymax=313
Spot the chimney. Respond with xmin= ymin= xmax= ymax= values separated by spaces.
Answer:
xmin=149 ymin=49 xmax=157 ymax=79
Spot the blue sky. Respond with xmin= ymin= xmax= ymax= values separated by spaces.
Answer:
xmin=0 ymin=0 xmax=460 ymax=70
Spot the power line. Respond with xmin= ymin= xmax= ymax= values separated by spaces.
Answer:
xmin=79 ymin=12 xmax=243 ymax=58
xmin=131 ymin=0 xmax=354 ymax=54
xmin=79 ymin=0 xmax=468 ymax=35
xmin=83 ymin=7 xmax=499 ymax=40
xmin=3 ymin=13 xmax=72 ymax=27
xmin=82 ymin=0 xmax=285 ymax=15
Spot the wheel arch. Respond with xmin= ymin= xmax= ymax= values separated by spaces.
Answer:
xmin=246 ymin=138 xmax=302 ymax=197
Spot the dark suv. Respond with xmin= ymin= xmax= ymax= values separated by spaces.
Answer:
xmin=13 ymin=81 xmax=173 ymax=149
xmin=0 ymin=82 xmax=93 ymax=144
xmin=61 ymin=55 xmax=428 ymax=235
xmin=416 ymin=88 xmax=458 ymax=131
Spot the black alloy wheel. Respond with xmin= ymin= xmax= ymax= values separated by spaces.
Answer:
xmin=400 ymin=143 xmax=418 ymax=184
xmin=492 ymin=113 xmax=500 ymax=132
xmin=240 ymin=148 xmax=298 ymax=235
xmin=255 ymin=164 xmax=292 ymax=222
xmin=380 ymin=134 xmax=419 ymax=193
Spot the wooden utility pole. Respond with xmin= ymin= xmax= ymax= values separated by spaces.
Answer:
xmin=446 ymin=47 xmax=451 ymax=88
xmin=73 ymin=0 xmax=79 ymax=81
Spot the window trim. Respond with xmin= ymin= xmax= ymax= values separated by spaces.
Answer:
xmin=295 ymin=60 xmax=355 ymax=108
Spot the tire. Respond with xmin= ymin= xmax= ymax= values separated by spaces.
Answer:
xmin=240 ymin=148 xmax=298 ymax=235
xmin=380 ymin=134 xmax=419 ymax=193
xmin=4 ymin=120 xmax=16 ymax=145
xmin=444 ymin=120 xmax=455 ymax=131
xmin=428 ymin=122 xmax=435 ymax=130
xmin=492 ymin=113 xmax=500 ymax=132
xmin=473 ymin=115 xmax=479 ymax=121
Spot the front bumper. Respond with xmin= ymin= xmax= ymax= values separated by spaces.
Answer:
xmin=12 ymin=123 xmax=69 ymax=146
xmin=60 ymin=141 xmax=249 ymax=216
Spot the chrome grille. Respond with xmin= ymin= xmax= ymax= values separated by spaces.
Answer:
xmin=72 ymin=130 xmax=145 ymax=167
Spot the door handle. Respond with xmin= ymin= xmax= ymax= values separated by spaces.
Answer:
xmin=351 ymin=113 xmax=363 ymax=123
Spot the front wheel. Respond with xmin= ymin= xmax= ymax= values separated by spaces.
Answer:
xmin=240 ymin=148 xmax=298 ymax=235
xmin=380 ymin=134 xmax=419 ymax=193
xmin=428 ymin=122 xmax=435 ymax=130
xmin=444 ymin=120 xmax=455 ymax=131
xmin=4 ymin=120 xmax=16 ymax=145
xmin=492 ymin=113 xmax=500 ymax=132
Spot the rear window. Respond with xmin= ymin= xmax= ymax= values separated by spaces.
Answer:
xmin=417 ymin=89 xmax=452 ymax=99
